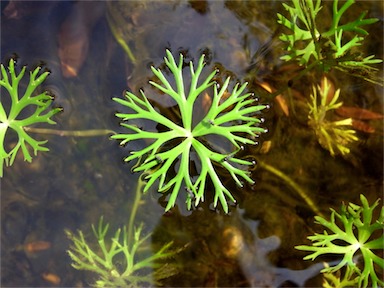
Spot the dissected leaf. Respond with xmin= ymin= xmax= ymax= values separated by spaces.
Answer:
xmin=112 ymin=50 xmax=266 ymax=212
xmin=307 ymin=77 xmax=358 ymax=156
xmin=277 ymin=0 xmax=322 ymax=65
xmin=296 ymin=194 xmax=384 ymax=288
xmin=66 ymin=217 xmax=180 ymax=288
xmin=277 ymin=0 xmax=382 ymax=79
xmin=0 ymin=59 xmax=62 ymax=177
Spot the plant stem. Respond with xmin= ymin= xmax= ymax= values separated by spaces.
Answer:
xmin=127 ymin=178 xmax=146 ymax=248
xmin=25 ymin=124 xmax=142 ymax=245
xmin=24 ymin=127 xmax=116 ymax=137
xmin=269 ymin=60 xmax=320 ymax=99
xmin=257 ymin=159 xmax=324 ymax=217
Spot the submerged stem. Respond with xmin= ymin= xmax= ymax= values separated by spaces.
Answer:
xmin=127 ymin=179 xmax=146 ymax=249
xmin=268 ymin=60 xmax=320 ymax=99
xmin=24 ymin=127 xmax=116 ymax=137
xmin=258 ymin=160 xmax=324 ymax=217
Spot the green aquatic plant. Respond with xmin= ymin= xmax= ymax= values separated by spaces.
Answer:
xmin=322 ymin=265 xmax=359 ymax=288
xmin=296 ymin=194 xmax=384 ymax=288
xmin=112 ymin=50 xmax=266 ymax=213
xmin=277 ymin=0 xmax=382 ymax=83
xmin=0 ymin=58 xmax=61 ymax=177
xmin=66 ymin=217 xmax=178 ymax=288
xmin=307 ymin=77 xmax=358 ymax=156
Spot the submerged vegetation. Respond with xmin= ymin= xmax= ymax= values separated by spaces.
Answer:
xmin=66 ymin=217 xmax=178 ymax=288
xmin=1 ymin=0 xmax=383 ymax=287
xmin=307 ymin=77 xmax=358 ymax=156
xmin=277 ymin=0 xmax=382 ymax=83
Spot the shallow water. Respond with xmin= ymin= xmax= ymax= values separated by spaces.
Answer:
xmin=1 ymin=1 xmax=383 ymax=287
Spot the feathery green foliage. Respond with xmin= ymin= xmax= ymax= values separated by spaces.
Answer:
xmin=0 ymin=58 xmax=61 ymax=177
xmin=112 ymin=50 xmax=266 ymax=213
xmin=307 ymin=77 xmax=358 ymax=156
xmin=277 ymin=0 xmax=382 ymax=83
xmin=296 ymin=194 xmax=384 ymax=288
xmin=322 ymin=265 xmax=359 ymax=288
xmin=66 ymin=217 xmax=178 ymax=288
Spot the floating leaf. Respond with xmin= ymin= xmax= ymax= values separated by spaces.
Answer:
xmin=0 ymin=58 xmax=62 ymax=177
xmin=112 ymin=50 xmax=266 ymax=212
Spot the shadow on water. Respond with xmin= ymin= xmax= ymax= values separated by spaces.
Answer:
xmin=1 ymin=1 xmax=383 ymax=287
